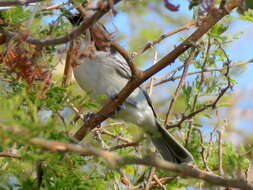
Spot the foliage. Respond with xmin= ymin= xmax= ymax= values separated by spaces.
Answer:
xmin=0 ymin=0 xmax=253 ymax=190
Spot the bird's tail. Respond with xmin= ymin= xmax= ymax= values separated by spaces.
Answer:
xmin=150 ymin=122 xmax=193 ymax=164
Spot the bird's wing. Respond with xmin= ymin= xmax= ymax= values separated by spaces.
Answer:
xmin=139 ymin=87 xmax=157 ymax=118
xmin=112 ymin=50 xmax=132 ymax=79
xmin=112 ymin=52 xmax=157 ymax=117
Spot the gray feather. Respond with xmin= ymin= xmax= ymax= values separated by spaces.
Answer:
xmin=151 ymin=122 xmax=193 ymax=164
xmin=113 ymin=51 xmax=132 ymax=79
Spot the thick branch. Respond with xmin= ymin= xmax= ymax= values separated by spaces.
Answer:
xmin=74 ymin=0 xmax=243 ymax=141
xmin=31 ymin=138 xmax=253 ymax=190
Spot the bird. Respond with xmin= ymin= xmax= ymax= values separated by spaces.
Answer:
xmin=70 ymin=18 xmax=193 ymax=164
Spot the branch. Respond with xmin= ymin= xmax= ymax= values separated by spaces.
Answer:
xmin=145 ymin=167 xmax=158 ymax=190
xmin=31 ymin=138 xmax=253 ymax=190
xmin=99 ymin=129 xmax=133 ymax=143
xmin=137 ymin=20 xmax=197 ymax=56
xmin=0 ymin=0 xmax=42 ymax=6
xmin=195 ymin=128 xmax=211 ymax=171
xmin=164 ymin=48 xmax=196 ymax=125
xmin=107 ymin=140 xmax=140 ymax=151
xmin=62 ymin=41 xmax=73 ymax=86
xmin=148 ymin=50 xmax=158 ymax=96
xmin=132 ymin=176 xmax=176 ymax=190
xmin=150 ymin=58 xmax=253 ymax=87
xmin=42 ymin=1 xmax=69 ymax=11
xmin=74 ymin=0 xmax=243 ymax=141
xmin=217 ymin=130 xmax=224 ymax=176
xmin=167 ymin=43 xmax=233 ymax=129
xmin=1 ymin=0 xmax=122 ymax=46
xmin=0 ymin=125 xmax=28 ymax=136
xmin=119 ymin=169 xmax=132 ymax=187
xmin=0 ymin=152 xmax=21 ymax=159
xmin=166 ymin=91 xmax=227 ymax=129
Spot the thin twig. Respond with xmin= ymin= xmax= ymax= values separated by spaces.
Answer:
xmin=206 ymin=132 xmax=213 ymax=161
xmin=152 ymin=174 xmax=166 ymax=190
xmin=92 ymin=122 xmax=123 ymax=131
xmin=0 ymin=125 xmax=28 ymax=136
xmin=157 ymin=176 xmax=176 ymax=184
xmin=62 ymin=41 xmax=73 ymax=86
xmin=137 ymin=20 xmax=197 ymax=56
xmin=185 ymin=36 xmax=211 ymax=146
xmin=70 ymin=104 xmax=84 ymax=122
xmin=119 ymin=168 xmax=132 ymax=187
xmin=94 ymin=130 xmax=109 ymax=149
xmin=166 ymin=97 xmax=224 ymax=129
xmin=107 ymin=141 xmax=140 ymax=151
xmin=167 ymin=46 xmax=232 ymax=129
xmin=42 ymin=1 xmax=69 ymax=11
xmin=131 ymin=176 xmax=175 ymax=190
xmin=149 ymin=59 xmax=253 ymax=88
xmin=145 ymin=167 xmax=156 ymax=190
xmin=217 ymin=130 xmax=224 ymax=176
xmin=0 ymin=152 xmax=21 ymax=158
xmin=164 ymin=48 xmax=196 ymax=125
xmin=148 ymin=50 xmax=158 ymax=96
xmin=195 ymin=128 xmax=211 ymax=171
xmin=145 ymin=64 xmax=185 ymax=88
xmin=184 ymin=121 xmax=193 ymax=147
xmin=100 ymin=129 xmax=133 ymax=144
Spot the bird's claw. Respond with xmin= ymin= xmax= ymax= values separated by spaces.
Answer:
xmin=82 ymin=112 xmax=102 ymax=128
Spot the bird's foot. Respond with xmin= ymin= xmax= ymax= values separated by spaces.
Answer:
xmin=110 ymin=94 xmax=126 ymax=113
xmin=82 ymin=111 xmax=102 ymax=129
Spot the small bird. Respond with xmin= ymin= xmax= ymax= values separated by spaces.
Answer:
xmin=71 ymin=22 xmax=193 ymax=164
